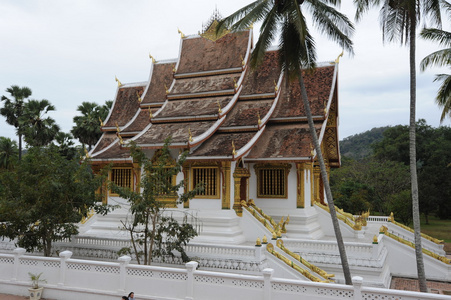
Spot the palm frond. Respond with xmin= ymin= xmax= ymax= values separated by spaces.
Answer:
xmin=354 ymin=0 xmax=382 ymax=22
xmin=420 ymin=28 xmax=451 ymax=46
xmin=217 ymin=0 xmax=268 ymax=35
xmin=434 ymin=73 xmax=451 ymax=122
xmin=307 ymin=0 xmax=355 ymax=55
xmin=420 ymin=49 xmax=451 ymax=70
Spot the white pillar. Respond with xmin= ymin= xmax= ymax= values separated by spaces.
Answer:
xmin=262 ymin=268 xmax=274 ymax=300
xmin=12 ymin=248 xmax=26 ymax=281
xmin=118 ymin=255 xmax=131 ymax=293
xmin=58 ymin=250 xmax=72 ymax=286
xmin=352 ymin=276 xmax=363 ymax=300
xmin=185 ymin=261 xmax=198 ymax=300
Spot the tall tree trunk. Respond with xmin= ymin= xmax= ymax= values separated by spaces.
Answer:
xmin=409 ymin=16 xmax=427 ymax=293
xmin=298 ymin=75 xmax=352 ymax=285
xmin=18 ymin=133 xmax=22 ymax=161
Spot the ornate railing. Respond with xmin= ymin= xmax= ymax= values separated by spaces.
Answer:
xmin=266 ymin=243 xmax=324 ymax=282
xmin=275 ymin=239 xmax=334 ymax=282
xmin=314 ymin=202 xmax=362 ymax=231
xmin=387 ymin=213 xmax=444 ymax=245
xmin=381 ymin=226 xmax=450 ymax=265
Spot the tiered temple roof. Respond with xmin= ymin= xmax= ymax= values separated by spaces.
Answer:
xmin=90 ymin=25 xmax=340 ymax=167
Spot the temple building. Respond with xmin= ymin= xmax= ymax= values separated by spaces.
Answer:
xmin=79 ymin=17 xmax=451 ymax=287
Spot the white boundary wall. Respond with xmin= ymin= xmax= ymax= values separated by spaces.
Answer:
xmin=1 ymin=249 xmax=450 ymax=300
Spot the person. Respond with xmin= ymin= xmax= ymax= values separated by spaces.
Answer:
xmin=128 ymin=292 xmax=135 ymax=300
xmin=122 ymin=297 xmax=128 ymax=300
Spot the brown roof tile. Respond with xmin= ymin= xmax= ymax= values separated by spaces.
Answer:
xmin=142 ymin=62 xmax=175 ymax=105
xmin=171 ymin=74 xmax=239 ymax=95
xmin=155 ymin=96 xmax=232 ymax=119
xmin=121 ymin=109 xmax=152 ymax=134
xmin=91 ymin=132 xmax=118 ymax=154
xmin=240 ymin=51 xmax=281 ymax=95
xmin=245 ymin=123 xmax=322 ymax=159
xmin=104 ymin=85 xmax=144 ymax=128
xmin=176 ymin=31 xmax=250 ymax=74
xmin=133 ymin=121 xmax=216 ymax=146
xmin=94 ymin=142 xmax=131 ymax=160
xmin=190 ymin=132 xmax=256 ymax=157
xmin=271 ymin=65 xmax=335 ymax=118
xmin=221 ymin=100 xmax=273 ymax=127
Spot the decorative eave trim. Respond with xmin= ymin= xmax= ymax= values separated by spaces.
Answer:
xmin=174 ymin=67 xmax=243 ymax=79
xmin=140 ymin=102 xmax=165 ymax=109
xmin=259 ymin=72 xmax=284 ymax=129
xmin=186 ymin=156 xmax=233 ymax=161
xmin=133 ymin=142 xmax=189 ymax=149
xmin=168 ymin=89 xmax=235 ymax=100
xmin=217 ymin=126 xmax=259 ymax=133
xmin=189 ymin=117 xmax=227 ymax=147
xmin=90 ymin=158 xmax=134 ymax=165
xmin=244 ymin=157 xmax=313 ymax=163
xmin=239 ymin=93 xmax=275 ymax=100
xmin=218 ymin=85 xmax=242 ymax=118
xmin=233 ymin=125 xmax=266 ymax=160
xmin=269 ymin=116 xmax=325 ymax=123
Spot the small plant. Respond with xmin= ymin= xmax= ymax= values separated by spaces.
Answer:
xmin=28 ymin=272 xmax=46 ymax=289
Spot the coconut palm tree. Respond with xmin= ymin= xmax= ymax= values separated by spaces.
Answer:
xmin=0 ymin=85 xmax=32 ymax=160
xmin=354 ymin=0 xmax=442 ymax=292
xmin=21 ymin=99 xmax=60 ymax=147
xmin=420 ymin=1 xmax=451 ymax=122
xmin=218 ymin=0 xmax=354 ymax=284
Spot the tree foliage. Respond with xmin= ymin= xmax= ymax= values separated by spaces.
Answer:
xmin=0 ymin=137 xmax=18 ymax=170
xmin=111 ymin=138 xmax=202 ymax=265
xmin=0 ymin=145 xmax=108 ymax=256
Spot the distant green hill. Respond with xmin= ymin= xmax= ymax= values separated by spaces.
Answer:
xmin=340 ymin=127 xmax=389 ymax=159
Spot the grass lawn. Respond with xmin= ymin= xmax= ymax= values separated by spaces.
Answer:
xmin=416 ymin=215 xmax=451 ymax=253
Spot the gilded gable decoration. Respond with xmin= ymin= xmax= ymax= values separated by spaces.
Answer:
xmin=177 ymin=28 xmax=186 ymax=39
xmin=200 ymin=9 xmax=230 ymax=42
xmin=149 ymin=53 xmax=156 ymax=64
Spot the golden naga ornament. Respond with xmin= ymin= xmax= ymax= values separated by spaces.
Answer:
xmin=188 ymin=128 xmax=193 ymax=142
xmin=148 ymin=108 xmax=153 ymax=119
xmin=149 ymin=53 xmax=156 ymax=64
xmin=115 ymin=76 xmax=122 ymax=87
xmin=257 ymin=112 xmax=262 ymax=126
xmin=137 ymin=91 xmax=142 ymax=103
xmin=115 ymin=122 xmax=121 ymax=133
xmin=274 ymin=80 xmax=278 ymax=92
xmin=177 ymin=28 xmax=186 ymax=38
xmin=217 ymin=100 xmax=222 ymax=114
xmin=232 ymin=141 xmax=236 ymax=156
xmin=164 ymin=84 xmax=169 ymax=95
xmin=99 ymin=117 xmax=104 ymax=127
xmin=335 ymin=50 xmax=344 ymax=64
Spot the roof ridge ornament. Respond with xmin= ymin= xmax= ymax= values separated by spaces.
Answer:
xmin=149 ymin=53 xmax=156 ymax=64
xmin=274 ymin=80 xmax=279 ymax=92
xmin=115 ymin=76 xmax=122 ymax=87
xmin=257 ymin=112 xmax=262 ymax=126
xmin=334 ymin=50 xmax=344 ymax=64
xmin=164 ymin=84 xmax=169 ymax=95
xmin=99 ymin=117 xmax=104 ymax=127
xmin=217 ymin=100 xmax=222 ymax=114
xmin=178 ymin=28 xmax=186 ymax=39
xmin=137 ymin=91 xmax=142 ymax=103
xmin=115 ymin=122 xmax=121 ymax=133
xmin=148 ymin=107 xmax=153 ymax=119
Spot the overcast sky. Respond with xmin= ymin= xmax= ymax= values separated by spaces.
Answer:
xmin=1 ymin=0 xmax=449 ymax=145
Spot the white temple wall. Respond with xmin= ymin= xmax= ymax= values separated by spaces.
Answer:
xmin=247 ymin=162 xmax=298 ymax=209
xmin=303 ymin=167 xmax=313 ymax=207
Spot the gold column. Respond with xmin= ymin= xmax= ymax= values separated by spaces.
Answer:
xmin=183 ymin=163 xmax=190 ymax=208
xmin=313 ymin=164 xmax=321 ymax=204
xmin=296 ymin=163 xmax=305 ymax=208
xmin=222 ymin=161 xmax=231 ymax=209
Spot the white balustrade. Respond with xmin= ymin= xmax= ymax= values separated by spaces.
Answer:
xmin=0 ymin=249 xmax=449 ymax=300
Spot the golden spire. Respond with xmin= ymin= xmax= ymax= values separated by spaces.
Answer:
xmin=188 ymin=128 xmax=193 ymax=142
xmin=148 ymin=107 xmax=153 ymax=119
xmin=232 ymin=141 xmax=236 ymax=156
xmin=115 ymin=76 xmax=122 ymax=87
xmin=217 ymin=100 xmax=222 ymax=114
xmin=99 ymin=117 xmax=104 ymax=127
xmin=257 ymin=112 xmax=262 ymax=126
xmin=274 ymin=80 xmax=278 ymax=92
xmin=149 ymin=53 xmax=156 ymax=64
xmin=137 ymin=91 xmax=142 ymax=103
xmin=178 ymin=28 xmax=186 ymax=38
xmin=164 ymin=84 xmax=169 ymax=95
xmin=335 ymin=50 xmax=344 ymax=64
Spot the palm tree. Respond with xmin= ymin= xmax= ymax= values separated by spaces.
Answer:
xmin=354 ymin=0 xmax=442 ymax=292
xmin=0 ymin=137 xmax=18 ymax=170
xmin=0 ymin=85 xmax=32 ymax=160
xmin=72 ymin=101 xmax=112 ymax=151
xmin=21 ymin=99 xmax=60 ymax=147
xmin=420 ymin=1 xmax=451 ymax=122
xmin=218 ymin=0 xmax=354 ymax=285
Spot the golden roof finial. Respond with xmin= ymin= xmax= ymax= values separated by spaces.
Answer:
xmin=240 ymin=55 xmax=245 ymax=66
xmin=217 ymin=100 xmax=222 ymax=114
xmin=148 ymin=107 xmax=153 ymax=119
xmin=257 ymin=112 xmax=262 ymax=126
xmin=164 ymin=84 xmax=169 ymax=95
xmin=310 ymin=144 xmax=314 ymax=156
xmin=173 ymin=66 xmax=177 ymax=73
xmin=335 ymin=50 xmax=344 ymax=64
xmin=99 ymin=117 xmax=104 ymax=127
xmin=274 ymin=80 xmax=278 ymax=92
xmin=115 ymin=76 xmax=122 ymax=87
xmin=137 ymin=91 xmax=142 ymax=103
xmin=178 ymin=28 xmax=186 ymax=38
xmin=115 ymin=122 xmax=121 ymax=133
xmin=188 ymin=128 xmax=193 ymax=142
xmin=149 ymin=53 xmax=156 ymax=64
xmin=232 ymin=141 xmax=236 ymax=156
xmin=233 ymin=77 xmax=238 ymax=89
